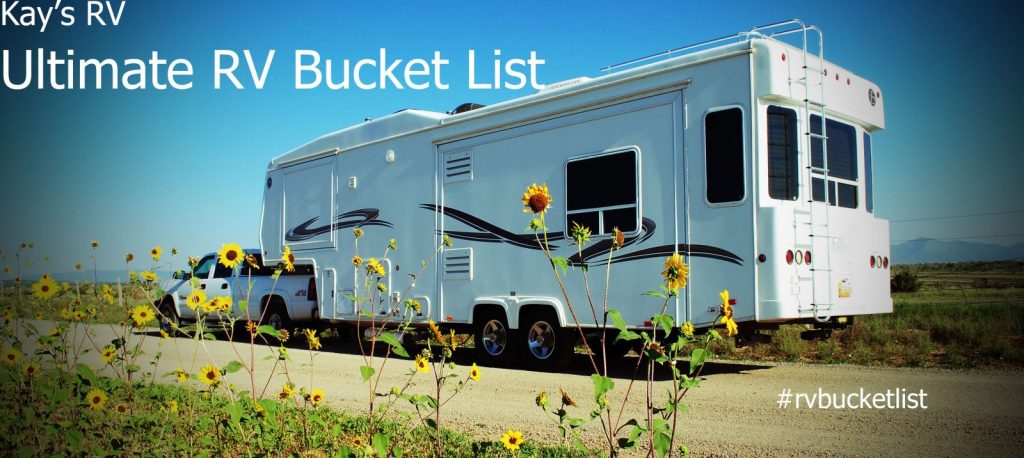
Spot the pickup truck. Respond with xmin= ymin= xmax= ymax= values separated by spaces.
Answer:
xmin=155 ymin=249 xmax=319 ymax=331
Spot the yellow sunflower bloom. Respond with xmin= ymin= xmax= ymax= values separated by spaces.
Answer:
xmin=681 ymin=321 xmax=695 ymax=338
xmin=124 ymin=252 xmax=134 ymax=263
xmin=304 ymin=329 xmax=322 ymax=351
xmin=151 ymin=246 xmax=163 ymax=261
xmin=2 ymin=348 xmax=22 ymax=365
xmin=85 ymin=388 xmax=106 ymax=410
xmin=282 ymin=245 xmax=296 ymax=272
xmin=365 ymin=258 xmax=385 ymax=277
xmin=214 ymin=296 xmax=232 ymax=313
xmin=501 ymin=429 xmax=524 ymax=451
xmin=725 ymin=318 xmax=738 ymax=337
xmin=131 ymin=305 xmax=156 ymax=328
xmin=101 ymin=345 xmax=116 ymax=363
xmin=719 ymin=289 xmax=734 ymax=321
xmin=166 ymin=400 xmax=178 ymax=413
xmin=469 ymin=363 xmax=481 ymax=382
xmin=186 ymin=290 xmax=207 ymax=311
xmin=661 ymin=253 xmax=689 ymax=292
xmin=351 ymin=255 xmax=363 ymax=267
xmin=175 ymin=368 xmax=190 ymax=383
xmin=90 ymin=240 xmax=99 ymax=249
xmin=522 ymin=183 xmax=552 ymax=214
xmin=309 ymin=388 xmax=325 ymax=406
xmin=74 ymin=263 xmax=82 ymax=271
xmin=428 ymin=320 xmax=445 ymax=344
xmin=140 ymin=271 xmax=158 ymax=282
xmin=201 ymin=298 xmax=219 ymax=314
xmin=22 ymin=361 xmax=41 ymax=378
xmin=388 ymin=239 xmax=398 ymax=250
xmin=198 ymin=364 xmax=220 ymax=386
xmin=31 ymin=276 xmax=59 ymax=301
xmin=217 ymin=243 xmax=244 ymax=269
xmin=414 ymin=355 xmax=430 ymax=374
xmin=353 ymin=228 xmax=364 ymax=238
xmin=279 ymin=383 xmax=295 ymax=401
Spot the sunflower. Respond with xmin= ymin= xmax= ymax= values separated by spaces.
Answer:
xmin=151 ymin=246 xmax=163 ymax=261
xmin=414 ymin=355 xmax=430 ymax=374
xmin=22 ymin=361 xmax=41 ymax=377
xmin=403 ymin=299 xmax=422 ymax=314
xmin=501 ymin=429 xmax=524 ymax=451
xmin=175 ymin=368 xmax=190 ymax=383
xmin=100 ymin=345 xmax=116 ymax=363
xmin=245 ymin=253 xmax=260 ymax=270
xmin=74 ymin=263 xmax=82 ymax=271
xmin=427 ymin=320 xmax=445 ymax=344
xmin=365 ymin=258 xmax=385 ymax=277
xmin=351 ymin=256 xmax=363 ymax=267
xmin=201 ymin=298 xmax=219 ymax=314
xmin=186 ymin=290 xmax=207 ymax=311
xmin=522 ymin=183 xmax=552 ymax=214
xmin=570 ymin=221 xmax=591 ymax=246
xmin=724 ymin=318 xmax=738 ymax=337
xmin=560 ymin=388 xmax=577 ymax=407
xmin=2 ymin=348 xmax=21 ymax=365
xmin=304 ymin=329 xmax=322 ymax=351
xmin=719 ymin=290 xmax=733 ymax=320
xmin=661 ymin=253 xmax=689 ymax=292
xmin=279 ymin=383 xmax=295 ymax=401
xmin=166 ymin=399 xmax=178 ymax=413
xmin=131 ymin=305 xmax=156 ymax=327
xmin=217 ymin=243 xmax=244 ymax=269
xmin=114 ymin=403 xmax=128 ymax=414
xmin=198 ymin=364 xmax=220 ymax=386
xmin=214 ymin=296 xmax=232 ymax=313
xmin=140 ymin=271 xmax=158 ymax=282
xmin=32 ymin=276 xmax=59 ymax=301
xmin=535 ymin=391 xmax=548 ymax=407
xmin=376 ymin=282 xmax=387 ymax=293
xmin=388 ymin=239 xmax=398 ymax=250
xmin=160 ymin=330 xmax=170 ymax=340
xmin=90 ymin=240 xmax=100 ymax=249
xmin=85 ymin=388 xmax=106 ymax=410
xmin=308 ymin=388 xmax=325 ymax=406
xmin=282 ymin=245 xmax=295 ymax=272
xmin=469 ymin=363 xmax=481 ymax=382
xmin=611 ymin=227 xmax=625 ymax=250
xmin=353 ymin=228 xmax=364 ymax=238
xmin=124 ymin=252 xmax=134 ymax=263
xmin=681 ymin=321 xmax=695 ymax=338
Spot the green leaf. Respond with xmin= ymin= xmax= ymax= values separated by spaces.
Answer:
xmin=125 ymin=364 xmax=141 ymax=373
xmin=689 ymin=348 xmax=709 ymax=375
xmin=237 ymin=300 xmax=248 ymax=310
xmin=425 ymin=418 xmax=437 ymax=430
xmin=652 ymin=418 xmax=672 ymax=458
xmin=226 ymin=401 xmax=242 ymax=427
xmin=271 ymin=270 xmax=282 ymax=280
xmin=551 ymin=256 xmax=570 ymax=274
xmin=377 ymin=333 xmax=409 ymax=358
xmin=616 ymin=330 xmax=641 ymax=342
xmin=223 ymin=360 xmax=244 ymax=374
xmin=652 ymin=314 xmax=674 ymax=335
xmin=643 ymin=290 xmax=667 ymax=299
xmin=608 ymin=309 xmax=629 ymax=332
xmin=257 ymin=325 xmax=281 ymax=339
xmin=75 ymin=363 xmax=96 ymax=386
xmin=372 ymin=433 xmax=390 ymax=458
xmin=359 ymin=365 xmax=375 ymax=382
xmin=424 ymin=395 xmax=438 ymax=409
xmin=591 ymin=374 xmax=614 ymax=399
xmin=202 ymin=333 xmax=217 ymax=341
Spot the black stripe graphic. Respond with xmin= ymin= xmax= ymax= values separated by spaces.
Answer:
xmin=286 ymin=208 xmax=393 ymax=242
xmin=419 ymin=204 xmax=563 ymax=250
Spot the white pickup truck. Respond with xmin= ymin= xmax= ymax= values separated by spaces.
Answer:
xmin=155 ymin=249 xmax=319 ymax=331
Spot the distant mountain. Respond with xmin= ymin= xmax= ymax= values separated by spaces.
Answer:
xmin=891 ymin=238 xmax=1024 ymax=264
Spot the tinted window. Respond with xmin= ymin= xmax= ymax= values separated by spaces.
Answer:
xmin=705 ymin=108 xmax=745 ymax=203
xmin=811 ymin=115 xmax=858 ymax=181
xmin=192 ymin=255 xmax=214 ymax=279
xmin=767 ymin=106 xmax=799 ymax=200
xmin=864 ymin=133 xmax=873 ymax=213
xmin=565 ymin=150 xmax=639 ymax=235
xmin=213 ymin=262 xmax=233 ymax=279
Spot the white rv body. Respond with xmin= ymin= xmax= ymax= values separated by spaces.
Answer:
xmin=260 ymin=24 xmax=892 ymax=365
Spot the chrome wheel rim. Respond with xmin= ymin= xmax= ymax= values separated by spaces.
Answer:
xmin=268 ymin=313 xmax=283 ymax=330
xmin=481 ymin=319 xmax=507 ymax=356
xmin=527 ymin=320 xmax=556 ymax=360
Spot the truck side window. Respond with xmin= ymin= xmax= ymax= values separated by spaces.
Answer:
xmin=192 ymin=255 xmax=215 ymax=280
xmin=213 ymin=262 xmax=234 ymax=279
xmin=565 ymin=149 xmax=639 ymax=235
xmin=705 ymin=107 xmax=745 ymax=204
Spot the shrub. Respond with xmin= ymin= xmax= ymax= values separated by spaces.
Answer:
xmin=815 ymin=338 xmax=842 ymax=363
xmin=772 ymin=326 xmax=805 ymax=361
xmin=890 ymin=271 xmax=921 ymax=293
xmin=902 ymin=329 xmax=932 ymax=367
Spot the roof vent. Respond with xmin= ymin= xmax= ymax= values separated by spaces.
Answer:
xmin=450 ymin=103 xmax=486 ymax=114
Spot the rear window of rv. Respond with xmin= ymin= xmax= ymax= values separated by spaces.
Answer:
xmin=810 ymin=115 xmax=859 ymax=209
xmin=864 ymin=132 xmax=873 ymax=213
xmin=767 ymin=106 xmax=799 ymax=201
xmin=565 ymin=149 xmax=639 ymax=234
xmin=704 ymin=108 xmax=745 ymax=204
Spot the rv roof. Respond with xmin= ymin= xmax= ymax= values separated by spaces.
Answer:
xmin=269 ymin=31 xmax=879 ymax=169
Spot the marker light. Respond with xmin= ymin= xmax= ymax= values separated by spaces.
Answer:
xmin=804 ymin=251 xmax=812 ymax=265
xmin=795 ymin=250 xmax=804 ymax=265
xmin=870 ymin=256 xmax=876 ymax=268
xmin=786 ymin=250 xmax=794 ymax=265
xmin=883 ymin=257 xmax=889 ymax=269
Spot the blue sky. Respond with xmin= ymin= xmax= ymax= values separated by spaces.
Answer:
xmin=1 ymin=0 xmax=1022 ymax=275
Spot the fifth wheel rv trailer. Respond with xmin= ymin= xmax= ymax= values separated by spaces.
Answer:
xmin=259 ymin=20 xmax=892 ymax=369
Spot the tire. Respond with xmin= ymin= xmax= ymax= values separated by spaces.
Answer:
xmin=156 ymin=297 xmax=179 ymax=335
xmin=520 ymin=310 xmax=575 ymax=371
xmin=263 ymin=299 xmax=292 ymax=332
xmin=473 ymin=309 xmax=517 ymax=367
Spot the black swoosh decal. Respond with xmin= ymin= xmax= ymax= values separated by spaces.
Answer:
xmin=286 ymin=208 xmax=393 ymax=241
xmin=611 ymin=244 xmax=743 ymax=266
xmin=420 ymin=204 xmax=562 ymax=250
xmin=567 ymin=218 xmax=656 ymax=265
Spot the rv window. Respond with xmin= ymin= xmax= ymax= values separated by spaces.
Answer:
xmin=810 ymin=115 xmax=858 ymax=209
xmin=864 ymin=133 xmax=873 ymax=213
xmin=565 ymin=150 xmax=638 ymax=234
xmin=705 ymin=108 xmax=745 ymax=204
xmin=767 ymin=106 xmax=799 ymax=200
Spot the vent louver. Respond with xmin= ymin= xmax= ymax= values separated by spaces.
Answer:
xmin=444 ymin=150 xmax=473 ymax=183
xmin=442 ymin=248 xmax=473 ymax=281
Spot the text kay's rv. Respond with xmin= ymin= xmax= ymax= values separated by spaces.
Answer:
xmin=260 ymin=21 xmax=892 ymax=369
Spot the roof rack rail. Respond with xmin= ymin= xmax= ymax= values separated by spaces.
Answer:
xmin=601 ymin=19 xmax=818 ymax=73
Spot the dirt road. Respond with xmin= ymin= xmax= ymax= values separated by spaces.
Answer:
xmin=25 ymin=321 xmax=1024 ymax=457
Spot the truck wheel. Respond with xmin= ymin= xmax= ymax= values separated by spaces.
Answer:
xmin=264 ymin=303 xmax=292 ymax=332
xmin=157 ymin=297 xmax=179 ymax=336
xmin=521 ymin=310 xmax=574 ymax=371
xmin=474 ymin=309 xmax=516 ymax=366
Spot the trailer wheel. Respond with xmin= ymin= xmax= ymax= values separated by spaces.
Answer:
xmin=521 ymin=310 xmax=574 ymax=371
xmin=474 ymin=309 xmax=516 ymax=366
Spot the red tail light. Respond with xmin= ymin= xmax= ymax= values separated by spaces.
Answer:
xmin=883 ymin=257 xmax=889 ymax=269
xmin=870 ymin=256 xmax=876 ymax=268
xmin=307 ymin=277 xmax=318 ymax=302
xmin=786 ymin=250 xmax=794 ymax=264
xmin=804 ymin=251 xmax=812 ymax=265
